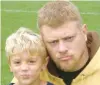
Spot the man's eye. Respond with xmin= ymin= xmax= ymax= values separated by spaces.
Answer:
xmin=64 ymin=36 xmax=74 ymax=41
xmin=49 ymin=40 xmax=58 ymax=45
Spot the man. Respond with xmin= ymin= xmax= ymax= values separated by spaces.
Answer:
xmin=38 ymin=1 xmax=100 ymax=85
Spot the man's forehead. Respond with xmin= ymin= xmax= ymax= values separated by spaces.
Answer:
xmin=41 ymin=30 xmax=77 ymax=42
xmin=41 ymin=21 xmax=79 ymax=32
xmin=41 ymin=25 xmax=77 ymax=37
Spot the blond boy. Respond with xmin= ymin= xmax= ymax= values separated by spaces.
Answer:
xmin=5 ymin=27 xmax=65 ymax=85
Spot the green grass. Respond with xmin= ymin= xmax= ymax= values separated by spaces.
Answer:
xmin=1 ymin=1 xmax=100 ymax=85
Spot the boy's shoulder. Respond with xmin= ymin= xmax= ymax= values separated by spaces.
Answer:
xmin=9 ymin=82 xmax=53 ymax=85
xmin=9 ymin=83 xmax=15 ymax=85
xmin=47 ymin=82 xmax=54 ymax=85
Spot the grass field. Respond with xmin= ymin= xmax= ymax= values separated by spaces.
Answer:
xmin=1 ymin=1 xmax=100 ymax=85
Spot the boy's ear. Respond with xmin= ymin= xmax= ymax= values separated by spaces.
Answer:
xmin=10 ymin=66 xmax=13 ymax=72
xmin=42 ymin=56 xmax=49 ymax=70
xmin=7 ymin=59 xmax=13 ymax=72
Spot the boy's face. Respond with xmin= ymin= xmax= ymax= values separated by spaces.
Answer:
xmin=10 ymin=50 xmax=47 ymax=85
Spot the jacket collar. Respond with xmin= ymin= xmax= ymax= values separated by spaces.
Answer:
xmin=87 ymin=32 xmax=100 ymax=58
xmin=72 ymin=47 xmax=100 ymax=83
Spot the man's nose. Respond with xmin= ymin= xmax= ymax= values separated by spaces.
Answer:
xmin=58 ymin=40 xmax=68 ymax=53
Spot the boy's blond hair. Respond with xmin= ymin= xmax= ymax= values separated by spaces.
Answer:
xmin=5 ymin=27 xmax=47 ymax=61
xmin=38 ymin=1 xmax=82 ymax=28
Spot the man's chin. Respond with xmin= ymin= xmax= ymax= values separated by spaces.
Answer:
xmin=56 ymin=64 xmax=67 ymax=71
xmin=56 ymin=63 xmax=73 ymax=72
xmin=59 ymin=67 xmax=73 ymax=72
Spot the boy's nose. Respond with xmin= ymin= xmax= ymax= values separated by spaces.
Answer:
xmin=21 ymin=63 xmax=29 ymax=71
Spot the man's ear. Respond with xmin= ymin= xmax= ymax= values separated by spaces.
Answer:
xmin=42 ymin=56 xmax=49 ymax=70
xmin=82 ymin=24 xmax=88 ymax=41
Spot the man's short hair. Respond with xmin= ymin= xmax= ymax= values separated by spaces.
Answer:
xmin=38 ymin=1 xmax=82 ymax=28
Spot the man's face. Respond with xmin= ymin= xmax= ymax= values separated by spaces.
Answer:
xmin=41 ymin=21 xmax=88 ymax=72
xmin=10 ymin=50 xmax=46 ymax=85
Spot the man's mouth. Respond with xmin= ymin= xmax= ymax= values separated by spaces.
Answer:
xmin=60 ymin=56 xmax=72 ymax=61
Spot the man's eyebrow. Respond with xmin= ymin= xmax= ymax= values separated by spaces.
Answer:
xmin=46 ymin=38 xmax=59 ymax=42
xmin=47 ymin=39 xmax=58 ymax=43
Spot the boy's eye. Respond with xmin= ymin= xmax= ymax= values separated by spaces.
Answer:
xmin=14 ymin=61 xmax=21 ymax=65
xmin=29 ymin=60 xmax=36 ymax=64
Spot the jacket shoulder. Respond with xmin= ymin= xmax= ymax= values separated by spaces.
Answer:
xmin=40 ymin=69 xmax=66 ymax=85
xmin=72 ymin=47 xmax=100 ymax=85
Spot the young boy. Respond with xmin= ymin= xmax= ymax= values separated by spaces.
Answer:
xmin=5 ymin=27 xmax=65 ymax=85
